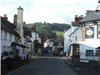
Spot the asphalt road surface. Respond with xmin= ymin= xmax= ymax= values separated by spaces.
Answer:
xmin=6 ymin=57 xmax=77 ymax=75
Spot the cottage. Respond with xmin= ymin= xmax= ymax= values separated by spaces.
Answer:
xmin=64 ymin=15 xmax=82 ymax=56
xmin=79 ymin=10 xmax=100 ymax=64
xmin=64 ymin=10 xmax=100 ymax=66
xmin=0 ymin=16 xmax=21 ymax=59
xmin=23 ymin=25 xmax=34 ymax=59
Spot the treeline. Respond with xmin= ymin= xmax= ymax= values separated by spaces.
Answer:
xmin=31 ymin=22 xmax=71 ymax=40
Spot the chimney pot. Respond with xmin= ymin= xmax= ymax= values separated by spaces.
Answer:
xmin=3 ymin=14 xmax=8 ymax=20
xmin=13 ymin=14 xmax=17 ymax=27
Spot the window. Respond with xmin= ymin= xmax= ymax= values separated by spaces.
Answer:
xmin=1 ymin=30 xmax=2 ymax=40
xmin=9 ymin=34 xmax=12 ymax=42
xmin=3 ymin=31 xmax=7 ymax=40
xmin=3 ymin=46 xmax=6 ymax=51
xmin=8 ymin=46 xmax=10 ymax=51
xmin=86 ymin=50 xmax=94 ymax=56
xmin=75 ymin=36 xmax=77 ymax=41
xmin=85 ymin=27 xmax=94 ymax=38
xmin=95 ymin=49 xmax=100 ymax=56
xmin=35 ymin=33 xmax=37 ymax=39
xmin=97 ymin=25 xmax=100 ymax=38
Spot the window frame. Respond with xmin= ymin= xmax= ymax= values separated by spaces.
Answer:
xmin=9 ymin=33 xmax=12 ymax=42
xmin=86 ymin=50 xmax=94 ymax=56
xmin=97 ymin=25 xmax=100 ymax=39
xmin=3 ymin=31 xmax=7 ymax=40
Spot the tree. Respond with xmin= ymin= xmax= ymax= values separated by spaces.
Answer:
xmin=31 ymin=22 xmax=70 ymax=41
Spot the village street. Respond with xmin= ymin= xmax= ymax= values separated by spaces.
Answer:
xmin=6 ymin=56 xmax=76 ymax=75
xmin=5 ymin=55 xmax=100 ymax=75
xmin=1 ymin=1 xmax=100 ymax=75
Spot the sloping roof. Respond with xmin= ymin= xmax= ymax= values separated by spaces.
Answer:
xmin=72 ymin=22 xmax=80 ymax=26
xmin=26 ymin=23 xmax=34 ymax=29
xmin=23 ymin=25 xmax=32 ymax=37
xmin=1 ymin=17 xmax=20 ymax=38
xmin=11 ymin=42 xmax=26 ymax=48
xmin=69 ymin=27 xmax=79 ymax=37
xmin=80 ymin=10 xmax=100 ymax=22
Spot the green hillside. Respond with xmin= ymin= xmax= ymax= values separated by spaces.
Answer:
xmin=31 ymin=22 xmax=71 ymax=40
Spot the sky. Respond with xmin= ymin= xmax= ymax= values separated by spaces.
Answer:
xmin=0 ymin=0 xmax=99 ymax=24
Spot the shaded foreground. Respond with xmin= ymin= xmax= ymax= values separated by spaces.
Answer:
xmin=6 ymin=57 xmax=76 ymax=75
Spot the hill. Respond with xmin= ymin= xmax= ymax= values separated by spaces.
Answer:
xmin=28 ymin=22 xmax=71 ymax=40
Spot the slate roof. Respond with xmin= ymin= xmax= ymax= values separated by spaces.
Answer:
xmin=69 ymin=27 xmax=79 ymax=37
xmin=23 ymin=25 xmax=32 ymax=37
xmin=72 ymin=22 xmax=80 ymax=26
xmin=80 ymin=10 xmax=100 ymax=22
xmin=11 ymin=42 xmax=26 ymax=48
xmin=1 ymin=17 xmax=20 ymax=38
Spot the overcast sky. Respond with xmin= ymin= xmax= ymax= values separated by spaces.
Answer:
xmin=0 ymin=0 xmax=99 ymax=24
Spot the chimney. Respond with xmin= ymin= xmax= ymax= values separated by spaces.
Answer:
xmin=13 ymin=14 xmax=17 ymax=26
xmin=75 ymin=15 xmax=80 ymax=22
xmin=75 ymin=15 xmax=83 ymax=22
xmin=3 ymin=14 xmax=8 ymax=20
xmin=79 ymin=15 xmax=83 ymax=20
xmin=23 ymin=22 xmax=26 ymax=26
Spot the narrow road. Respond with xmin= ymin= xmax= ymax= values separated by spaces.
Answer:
xmin=7 ymin=57 xmax=77 ymax=75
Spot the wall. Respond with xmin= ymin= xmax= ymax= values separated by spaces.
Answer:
xmin=79 ymin=22 xmax=100 ymax=61
xmin=0 ymin=17 xmax=1 ymax=60
xmin=64 ymin=28 xmax=72 ymax=53
xmin=16 ymin=7 xmax=24 ymax=44
xmin=1 ymin=30 xmax=16 ymax=53
xmin=64 ymin=26 xmax=80 ymax=53
xmin=32 ymin=32 xmax=41 ymax=43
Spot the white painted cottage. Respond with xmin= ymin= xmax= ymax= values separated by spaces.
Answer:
xmin=0 ymin=16 xmax=21 ymax=59
xmin=64 ymin=10 xmax=100 ymax=65
xmin=64 ymin=15 xmax=82 ymax=56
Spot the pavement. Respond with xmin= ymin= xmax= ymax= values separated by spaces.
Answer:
xmin=69 ymin=64 xmax=100 ymax=75
xmin=63 ymin=57 xmax=100 ymax=75
xmin=6 ymin=56 xmax=77 ymax=75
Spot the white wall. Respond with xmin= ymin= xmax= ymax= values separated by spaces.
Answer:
xmin=79 ymin=24 xmax=100 ymax=48
xmin=64 ymin=28 xmax=72 ymax=53
xmin=1 ymin=30 xmax=16 ymax=53
xmin=64 ymin=20 xmax=100 ymax=62
xmin=16 ymin=46 xmax=23 ymax=57
xmin=64 ymin=26 xmax=79 ymax=53
xmin=17 ymin=7 xmax=24 ymax=44
xmin=32 ymin=32 xmax=41 ymax=43
xmin=27 ymin=42 xmax=32 ymax=52
xmin=72 ymin=27 xmax=80 ymax=44
xmin=0 ymin=17 xmax=1 ymax=60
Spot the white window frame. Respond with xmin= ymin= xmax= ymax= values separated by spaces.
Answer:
xmin=2 ymin=31 xmax=7 ymax=40
xmin=9 ymin=33 xmax=12 ymax=42
xmin=97 ymin=25 xmax=100 ymax=38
